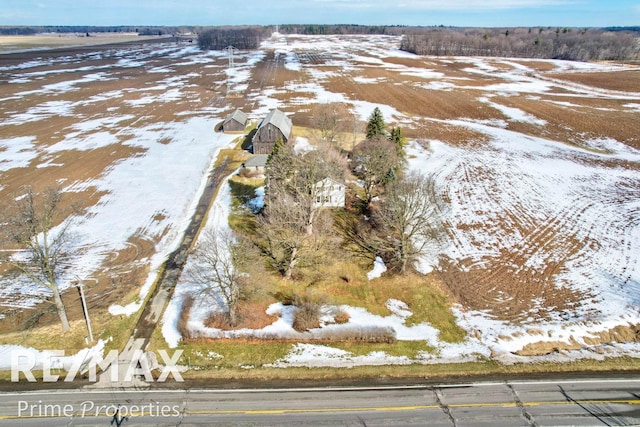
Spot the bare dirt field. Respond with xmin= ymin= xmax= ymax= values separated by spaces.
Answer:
xmin=0 ymin=33 xmax=169 ymax=53
xmin=551 ymin=69 xmax=640 ymax=93
xmin=0 ymin=38 xmax=235 ymax=335
xmin=1 ymin=33 xmax=639 ymax=358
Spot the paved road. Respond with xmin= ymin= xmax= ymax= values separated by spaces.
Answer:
xmin=1 ymin=378 xmax=639 ymax=426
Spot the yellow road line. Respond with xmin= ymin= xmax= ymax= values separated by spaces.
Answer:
xmin=2 ymin=399 xmax=639 ymax=419
xmin=186 ymin=399 xmax=640 ymax=415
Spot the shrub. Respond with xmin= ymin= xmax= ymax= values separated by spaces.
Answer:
xmin=333 ymin=308 xmax=351 ymax=324
xmin=291 ymin=293 xmax=328 ymax=332
xmin=292 ymin=299 xmax=321 ymax=332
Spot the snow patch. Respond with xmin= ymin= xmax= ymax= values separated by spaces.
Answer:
xmin=367 ymin=257 xmax=387 ymax=280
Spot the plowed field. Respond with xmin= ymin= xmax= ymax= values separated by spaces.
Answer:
xmin=2 ymin=34 xmax=639 ymax=355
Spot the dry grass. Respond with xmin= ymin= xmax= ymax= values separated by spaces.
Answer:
xmin=270 ymin=253 xmax=466 ymax=343
xmin=3 ymin=354 xmax=640 ymax=383
xmin=334 ymin=308 xmax=350 ymax=324
xmin=214 ymin=148 xmax=251 ymax=168
xmin=178 ymin=355 xmax=640 ymax=383
xmin=203 ymin=302 xmax=276 ymax=331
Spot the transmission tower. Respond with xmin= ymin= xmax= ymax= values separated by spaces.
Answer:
xmin=226 ymin=45 xmax=237 ymax=69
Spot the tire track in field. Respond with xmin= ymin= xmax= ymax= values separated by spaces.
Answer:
xmin=563 ymin=177 xmax=640 ymax=301
xmin=438 ymin=147 xmax=600 ymax=320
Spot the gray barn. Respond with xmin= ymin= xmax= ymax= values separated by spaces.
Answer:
xmin=243 ymin=154 xmax=269 ymax=174
xmin=252 ymin=109 xmax=292 ymax=155
xmin=222 ymin=109 xmax=248 ymax=132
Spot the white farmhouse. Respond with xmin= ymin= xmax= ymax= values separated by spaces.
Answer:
xmin=313 ymin=178 xmax=345 ymax=208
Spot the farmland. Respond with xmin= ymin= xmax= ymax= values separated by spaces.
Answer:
xmin=1 ymin=33 xmax=639 ymax=368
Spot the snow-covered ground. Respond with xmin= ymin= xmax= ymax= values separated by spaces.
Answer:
xmin=162 ymin=33 xmax=640 ymax=367
xmin=162 ymin=135 xmax=640 ymax=365
xmin=0 ymin=44 xmax=238 ymax=310
xmin=2 ymin=34 xmax=640 ymax=369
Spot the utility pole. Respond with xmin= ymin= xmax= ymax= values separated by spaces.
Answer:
xmin=74 ymin=280 xmax=94 ymax=343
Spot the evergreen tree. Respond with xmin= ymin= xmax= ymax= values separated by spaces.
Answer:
xmin=366 ymin=107 xmax=386 ymax=140
xmin=389 ymin=126 xmax=406 ymax=160
xmin=267 ymin=137 xmax=285 ymax=164
xmin=265 ymin=138 xmax=293 ymax=184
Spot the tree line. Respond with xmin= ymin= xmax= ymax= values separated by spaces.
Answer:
xmin=197 ymin=27 xmax=265 ymax=50
xmin=278 ymin=25 xmax=405 ymax=35
xmin=0 ymin=26 xmax=176 ymax=35
xmin=400 ymin=27 xmax=640 ymax=62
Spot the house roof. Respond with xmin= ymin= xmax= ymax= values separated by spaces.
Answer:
xmin=224 ymin=109 xmax=248 ymax=125
xmin=244 ymin=154 xmax=269 ymax=168
xmin=258 ymin=109 xmax=292 ymax=139
xmin=315 ymin=177 xmax=343 ymax=187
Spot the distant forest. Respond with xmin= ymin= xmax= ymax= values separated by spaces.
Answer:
xmin=2 ymin=24 xmax=639 ymax=62
xmin=0 ymin=26 xmax=180 ymax=35
xmin=278 ymin=24 xmax=405 ymax=35
xmin=197 ymin=27 xmax=264 ymax=50
xmin=400 ymin=27 xmax=640 ymax=61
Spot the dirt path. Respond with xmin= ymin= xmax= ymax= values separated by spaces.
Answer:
xmin=90 ymin=158 xmax=232 ymax=387
xmin=128 ymin=159 xmax=231 ymax=350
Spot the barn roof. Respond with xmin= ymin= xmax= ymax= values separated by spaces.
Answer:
xmin=244 ymin=154 xmax=269 ymax=168
xmin=259 ymin=109 xmax=292 ymax=139
xmin=224 ymin=109 xmax=248 ymax=125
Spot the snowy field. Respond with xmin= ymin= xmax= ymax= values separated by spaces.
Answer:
xmin=0 ymin=43 xmax=239 ymax=309
xmin=2 ymin=33 xmax=640 ymax=368
xmin=162 ymin=34 xmax=640 ymax=366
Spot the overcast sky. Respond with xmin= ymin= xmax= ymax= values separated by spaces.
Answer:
xmin=0 ymin=0 xmax=636 ymax=27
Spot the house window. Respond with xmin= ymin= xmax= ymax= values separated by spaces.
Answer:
xmin=316 ymin=195 xmax=331 ymax=204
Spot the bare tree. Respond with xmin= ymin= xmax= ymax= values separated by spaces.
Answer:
xmin=255 ymin=186 xmax=314 ymax=280
xmin=267 ymin=141 xmax=347 ymax=236
xmin=334 ymin=210 xmax=380 ymax=262
xmin=0 ymin=186 xmax=73 ymax=331
xmin=373 ymin=172 xmax=446 ymax=274
xmin=400 ymin=26 xmax=640 ymax=62
xmin=197 ymin=27 xmax=264 ymax=50
xmin=187 ymin=229 xmax=248 ymax=326
xmin=351 ymin=136 xmax=400 ymax=207
xmin=291 ymin=144 xmax=347 ymax=235
xmin=310 ymin=103 xmax=353 ymax=148
xmin=257 ymin=142 xmax=346 ymax=278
